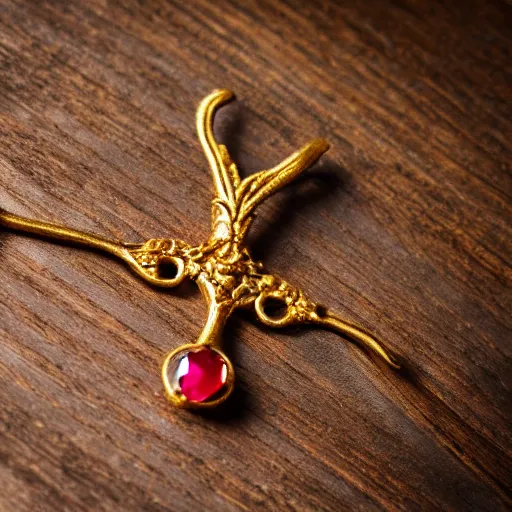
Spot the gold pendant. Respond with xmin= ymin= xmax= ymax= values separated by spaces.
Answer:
xmin=0 ymin=90 xmax=399 ymax=410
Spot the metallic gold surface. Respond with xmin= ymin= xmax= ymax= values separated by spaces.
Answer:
xmin=0 ymin=89 xmax=399 ymax=409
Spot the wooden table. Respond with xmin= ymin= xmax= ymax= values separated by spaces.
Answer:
xmin=1 ymin=1 xmax=510 ymax=510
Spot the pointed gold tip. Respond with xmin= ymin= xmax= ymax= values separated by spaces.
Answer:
xmin=206 ymin=89 xmax=235 ymax=104
xmin=310 ymin=138 xmax=330 ymax=154
xmin=311 ymin=310 xmax=400 ymax=370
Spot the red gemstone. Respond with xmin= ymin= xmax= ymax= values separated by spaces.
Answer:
xmin=176 ymin=348 xmax=227 ymax=402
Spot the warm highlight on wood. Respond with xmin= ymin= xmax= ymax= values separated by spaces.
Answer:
xmin=0 ymin=1 xmax=510 ymax=510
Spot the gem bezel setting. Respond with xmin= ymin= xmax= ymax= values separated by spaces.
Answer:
xmin=162 ymin=344 xmax=235 ymax=409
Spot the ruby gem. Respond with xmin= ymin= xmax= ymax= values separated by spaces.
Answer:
xmin=175 ymin=348 xmax=227 ymax=402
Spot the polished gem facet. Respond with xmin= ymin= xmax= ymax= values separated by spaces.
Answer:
xmin=173 ymin=348 xmax=228 ymax=402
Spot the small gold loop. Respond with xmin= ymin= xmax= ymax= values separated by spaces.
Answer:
xmin=124 ymin=253 xmax=187 ymax=288
xmin=156 ymin=255 xmax=185 ymax=280
xmin=255 ymin=291 xmax=294 ymax=328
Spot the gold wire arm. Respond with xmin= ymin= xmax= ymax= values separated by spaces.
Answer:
xmin=196 ymin=89 xmax=237 ymax=207
xmin=196 ymin=90 xmax=330 ymax=245
xmin=0 ymin=209 xmax=125 ymax=255
xmin=310 ymin=309 xmax=400 ymax=369
xmin=236 ymin=138 xmax=330 ymax=224
xmin=254 ymin=289 xmax=399 ymax=369
xmin=0 ymin=210 xmax=187 ymax=288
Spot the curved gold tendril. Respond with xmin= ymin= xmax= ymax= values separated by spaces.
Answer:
xmin=196 ymin=89 xmax=237 ymax=208
xmin=310 ymin=309 xmax=400 ymax=369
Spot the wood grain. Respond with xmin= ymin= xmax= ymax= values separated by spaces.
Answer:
xmin=0 ymin=0 xmax=511 ymax=510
